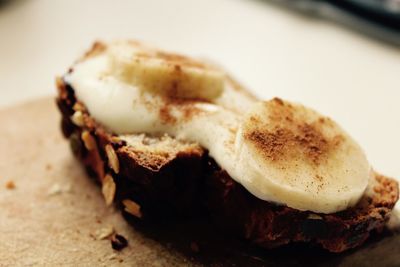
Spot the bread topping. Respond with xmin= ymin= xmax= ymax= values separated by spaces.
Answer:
xmin=65 ymin=41 xmax=371 ymax=214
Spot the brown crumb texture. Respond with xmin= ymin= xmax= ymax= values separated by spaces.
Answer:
xmin=5 ymin=181 xmax=15 ymax=190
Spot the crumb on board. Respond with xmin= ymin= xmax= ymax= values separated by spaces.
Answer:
xmin=95 ymin=225 xmax=115 ymax=240
xmin=45 ymin=163 xmax=52 ymax=171
xmin=110 ymin=234 xmax=128 ymax=251
xmin=107 ymin=253 xmax=118 ymax=260
xmin=47 ymin=183 xmax=71 ymax=196
xmin=5 ymin=181 xmax=16 ymax=190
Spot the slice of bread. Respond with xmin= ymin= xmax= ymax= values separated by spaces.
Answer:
xmin=56 ymin=45 xmax=398 ymax=253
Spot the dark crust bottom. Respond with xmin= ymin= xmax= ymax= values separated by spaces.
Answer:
xmin=56 ymin=78 xmax=399 ymax=253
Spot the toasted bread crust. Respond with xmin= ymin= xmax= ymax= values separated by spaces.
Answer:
xmin=56 ymin=79 xmax=205 ymax=220
xmin=56 ymin=78 xmax=399 ymax=252
xmin=205 ymin=162 xmax=398 ymax=252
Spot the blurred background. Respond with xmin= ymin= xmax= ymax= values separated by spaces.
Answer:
xmin=0 ymin=0 xmax=399 ymax=178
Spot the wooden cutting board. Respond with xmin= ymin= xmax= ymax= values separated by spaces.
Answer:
xmin=1 ymin=97 xmax=399 ymax=267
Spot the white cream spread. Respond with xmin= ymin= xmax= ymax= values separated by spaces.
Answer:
xmin=65 ymin=41 xmax=371 ymax=214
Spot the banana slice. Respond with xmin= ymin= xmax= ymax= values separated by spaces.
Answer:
xmin=235 ymin=98 xmax=371 ymax=214
xmin=108 ymin=41 xmax=225 ymax=100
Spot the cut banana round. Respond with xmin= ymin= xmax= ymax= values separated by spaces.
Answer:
xmin=108 ymin=41 xmax=225 ymax=100
xmin=235 ymin=98 xmax=371 ymax=214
